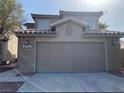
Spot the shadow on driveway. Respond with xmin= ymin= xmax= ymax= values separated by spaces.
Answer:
xmin=0 ymin=82 xmax=24 ymax=92
xmin=0 ymin=63 xmax=17 ymax=73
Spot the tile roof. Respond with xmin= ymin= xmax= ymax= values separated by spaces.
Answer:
xmin=15 ymin=29 xmax=124 ymax=37
xmin=15 ymin=29 xmax=56 ymax=34
xmin=31 ymin=10 xmax=103 ymax=18
xmin=84 ymin=29 xmax=124 ymax=35
xmin=59 ymin=10 xmax=103 ymax=17
xmin=31 ymin=13 xmax=60 ymax=18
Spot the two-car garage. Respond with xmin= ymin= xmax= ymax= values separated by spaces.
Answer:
xmin=16 ymin=11 xmax=123 ymax=73
xmin=36 ymin=42 xmax=106 ymax=72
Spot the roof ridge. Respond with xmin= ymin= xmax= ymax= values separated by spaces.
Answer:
xmin=59 ymin=10 xmax=103 ymax=13
xmin=50 ymin=17 xmax=88 ymax=27
xmin=84 ymin=30 xmax=124 ymax=35
xmin=15 ymin=29 xmax=56 ymax=34
xmin=31 ymin=13 xmax=60 ymax=17
xmin=59 ymin=10 xmax=103 ymax=17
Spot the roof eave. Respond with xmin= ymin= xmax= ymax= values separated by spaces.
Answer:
xmin=59 ymin=10 xmax=103 ymax=17
xmin=83 ymin=34 xmax=124 ymax=38
xmin=23 ymin=23 xmax=35 ymax=26
xmin=31 ymin=13 xmax=61 ymax=20
xmin=15 ymin=33 xmax=57 ymax=37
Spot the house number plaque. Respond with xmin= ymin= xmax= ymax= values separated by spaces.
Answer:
xmin=22 ymin=40 xmax=32 ymax=48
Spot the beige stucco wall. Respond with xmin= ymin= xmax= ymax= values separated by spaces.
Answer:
xmin=18 ymin=37 xmax=36 ymax=73
xmin=36 ymin=21 xmax=105 ymax=42
xmin=17 ymin=21 xmax=121 ymax=73
xmin=0 ymin=34 xmax=18 ymax=62
xmin=120 ymin=41 xmax=124 ymax=67
xmin=105 ymin=38 xmax=121 ymax=72
xmin=120 ymin=41 xmax=124 ymax=49
xmin=7 ymin=34 xmax=18 ymax=62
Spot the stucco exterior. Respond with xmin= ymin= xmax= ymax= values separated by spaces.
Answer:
xmin=16 ymin=10 xmax=123 ymax=73
xmin=17 ymin=37 xmax=121 ymax=73
xmin=18 ymin=37 xmax=35 ymax=73
xmin=17 ymin=22 xmax=122 ymax=73
xmin=7 ymin=34 xmax=18 ymax=61
xmin=0 ymin=34 xmax=18 ymax=64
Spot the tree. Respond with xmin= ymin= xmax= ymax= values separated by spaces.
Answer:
xmin=0 ymin=0 xmax=23 ymax=42
xmin=98 ymin=22 xmax=109 ymax=30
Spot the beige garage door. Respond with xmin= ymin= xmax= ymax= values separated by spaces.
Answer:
xmin=36 ymin=42 xmax=105 ymax=72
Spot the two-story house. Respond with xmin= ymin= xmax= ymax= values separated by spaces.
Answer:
xmin=16 ymin=10 xmax=124 ymax=73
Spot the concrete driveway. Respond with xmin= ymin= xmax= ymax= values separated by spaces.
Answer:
xmin=18 ymin=73 xmax=124 ymax=92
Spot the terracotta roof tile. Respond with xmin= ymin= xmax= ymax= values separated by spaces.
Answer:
xmin=84 ymin=29 xmax=124 ymax=35
xmin=31 ymin=13 xmax=60 ymax=18
xmin=59 ymin=10 xmax=103 ymax=17
xmin=15 ymin=29 xmax=124 ymax=36
xmin=15 ymin=29 xmax=56 ymax=34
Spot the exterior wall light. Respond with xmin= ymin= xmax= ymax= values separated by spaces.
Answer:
xmin=111 ymin=39 xmax=118 ymax=46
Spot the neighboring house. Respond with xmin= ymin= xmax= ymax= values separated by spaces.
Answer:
xmin=24 ymin=23 xmax=35 ymax=29
xmin=16 ymin=10 xmax=124 ymax=73
xmin=120 ymin=40 xmax=124 ymax=67
xmin=120 ymin=40 xmax=124 ymax=49
xmin=0 ymin=34 xmax=18 ymax=64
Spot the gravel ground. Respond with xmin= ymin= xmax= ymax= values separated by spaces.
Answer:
xmin=0 ymin=82 xmax=24 ymax=92
xmin=0 ymin=63 xmax=17 ymax=73
xmin=0 ymin=63 xmax=28 ymax=92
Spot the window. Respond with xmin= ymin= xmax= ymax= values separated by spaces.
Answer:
xmin=51 ymin=26 xmax=56 ymax=31
xmin=38 ymin=20 xmax=49 ymax=29
xmin=82 ymin=26 xmax=89 ymax=32
xmin=66 ymin=25 xmax=72 ymax=36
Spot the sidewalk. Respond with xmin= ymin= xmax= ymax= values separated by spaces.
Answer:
xmin=0 ymin=69 xmax=31 ymax=92
xmin=0 ymin=69 xmax=30 ymax=82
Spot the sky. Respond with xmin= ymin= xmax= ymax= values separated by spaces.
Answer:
xmin=19 ymin=0 xmax=124 ymax=32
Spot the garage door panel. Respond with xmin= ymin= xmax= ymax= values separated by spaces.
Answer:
xmin=36 ymin=52 xmax=70 ymax=72
xmin=70 ymin=57 xmax=104 ymax=72
xmin=36 ymin=42 xmax=105 ymax=72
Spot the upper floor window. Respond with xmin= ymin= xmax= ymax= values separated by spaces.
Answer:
xmin=82 ymin=26 xmax=89 ymax=32
xmin=51 ymin=26 xmax=56 ymax=31
xmin=38 ymin=19 xmax=49 ymax=29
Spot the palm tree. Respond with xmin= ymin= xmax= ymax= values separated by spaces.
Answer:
xmin=98 ymin=22 xmax=109 ymax=30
